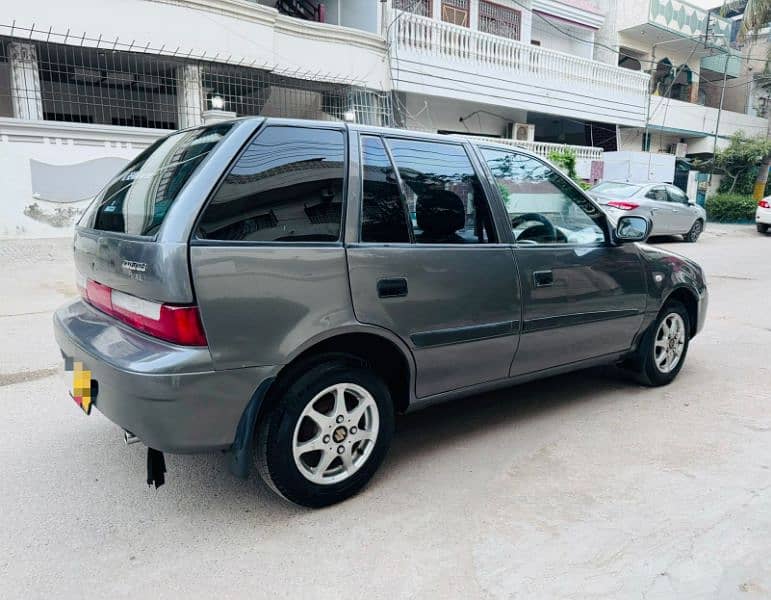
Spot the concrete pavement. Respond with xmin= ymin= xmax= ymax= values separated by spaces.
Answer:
xmin=0 ymin=225 xmax=769 ymax=599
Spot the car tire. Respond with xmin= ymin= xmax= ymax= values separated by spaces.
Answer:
xmin=629 ymin=300 xmax=691 ymax=387
xmin=256 ymin=355 xmax=394 ymax=508
xmin=758 ymin=223 xmax=769 ymax=234
xmin=683 ymin=219 xmax=703 ymax=242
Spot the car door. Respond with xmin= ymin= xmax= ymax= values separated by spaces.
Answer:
xmin=477 ymin=147 xmax=648 ymax=376
xmin=665 ymin=185 xmax=696 ymax=233
xmin=644 ymin=185 xmax=675 ymax=234
xmin=346 ymin=134 xmax=521 ymax=398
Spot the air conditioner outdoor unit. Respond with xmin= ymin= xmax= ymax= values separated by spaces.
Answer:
xmin=510 ymin=123 xmax=535 ymax=142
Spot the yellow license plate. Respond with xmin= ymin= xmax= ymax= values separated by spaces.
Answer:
xmin=70 ymin=361 xmax=94 ymax=415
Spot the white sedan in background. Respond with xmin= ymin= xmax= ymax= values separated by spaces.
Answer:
xmin=757 ymin=196 xmax=771 ymax=234
xmin=589 ymin=181 xmax=707 ymax=242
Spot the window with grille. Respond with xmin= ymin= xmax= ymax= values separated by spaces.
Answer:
xmin=441 ymin=0 xmax=469 ymax=26
xmin=394 ymin=0 xmax=432 ymax=17
xmin=479 ymin=1 xmax=521 ymax=40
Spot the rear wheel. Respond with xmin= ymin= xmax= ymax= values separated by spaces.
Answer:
xmin=629 ymin=300 xmax=691 ymax=386
xmin=683 ymin=219 xmax=703 ymax=242
xmin=256 ymin=356 xmax=394 ymax=507
xmin=758 ymin=223 xmax=769 ymax=234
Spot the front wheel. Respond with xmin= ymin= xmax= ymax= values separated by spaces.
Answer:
xmin=629 ymin=300 xmax=691 ymax=386
xmin=256 ymin=357 xmax=394 ymax=507
xmin=683 ymin=219 xmax=703 ymax=242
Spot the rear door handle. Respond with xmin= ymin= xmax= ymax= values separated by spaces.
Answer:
xmin=533 ymin=270 xmax=553 ymax=288
xmin=377 ymin=278 xmax=408 ymax=298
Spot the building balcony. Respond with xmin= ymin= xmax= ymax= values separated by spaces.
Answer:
xmin=646 ymin=96 xmax=768 ymax=152
xmin=390 ymin=10 xmax=651 ymax=127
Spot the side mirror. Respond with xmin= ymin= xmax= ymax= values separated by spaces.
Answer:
xmin=614 ymin=215 xmax=651 ymax=243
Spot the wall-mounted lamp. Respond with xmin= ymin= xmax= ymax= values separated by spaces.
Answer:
xmin=343 ymin=110 xmax=356 ymax=122
xmin=210 ymin=95 xmax=225 ymax=110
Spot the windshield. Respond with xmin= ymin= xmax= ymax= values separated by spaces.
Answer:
xmin=82 ymin=123 xmax=233 ymax=236
xmin=590 ymin=182 xmax=642 ymax=198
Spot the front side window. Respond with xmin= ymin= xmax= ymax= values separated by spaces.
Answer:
xmin=387 ymin=138 xmax=496 ymax=244
xmin=197 ymin=126 xmax=345 ymax=242
xmin=482 ymin=148 xmax=605 ymax=245
xmin=86 ymin=123 xmax=232 ymax=236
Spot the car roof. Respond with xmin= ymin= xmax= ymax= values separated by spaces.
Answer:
xmin=234 ymin=117 xmax=546 ymax=161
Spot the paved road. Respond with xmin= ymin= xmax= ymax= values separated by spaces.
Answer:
xmin=1 ymin=226 xmax=769 ymax=599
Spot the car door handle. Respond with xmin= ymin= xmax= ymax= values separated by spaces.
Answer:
xmin=533 ymin=270 xmax=554 ymax=288
xmin=377 ymin=278 xmax=408 ymax=298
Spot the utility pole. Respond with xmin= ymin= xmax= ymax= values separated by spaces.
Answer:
xmin=708 ymin=51 xmax=730 ymax=188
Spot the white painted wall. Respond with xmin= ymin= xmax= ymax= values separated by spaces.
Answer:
xmin=401 ymin=94 xmax=527 ymax=134
xmin=3 ymin=0 xmax=390 ymax=91
xmin=338 ymin=0 xmax=379 ymax=32
xmin=531 ymin=15 xmax=596 ymax=59
xmin=648 ymin=97 xmax=768 ymax=139
xmin=0 ymin=119 xmax=162 ymax=238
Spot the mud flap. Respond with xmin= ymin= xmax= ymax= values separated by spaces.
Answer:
xmin=228 ymin=378 xmax=274 ymax=479
xmin=147 ymin=448 xmax=166 ymax=488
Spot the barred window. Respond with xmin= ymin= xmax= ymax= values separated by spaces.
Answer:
xmin=441 ymin=0 xmax=469 ymax=26
xmin=394 ymin=0 xmax=432 ymax=17
xmin=479 ymin=1 xmax=522 ymax=40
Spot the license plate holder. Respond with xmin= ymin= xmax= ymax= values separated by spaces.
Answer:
xmin=66 ymin=359 xmax=95 ymax=415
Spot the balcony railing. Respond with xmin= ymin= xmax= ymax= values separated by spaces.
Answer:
xmin=464 ymin=136 xmax=603 ymax=161
xmin=392 ymin=10 xmax=649 ymax=97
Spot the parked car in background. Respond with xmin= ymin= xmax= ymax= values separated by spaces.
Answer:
xmin=589 ymin=181 xmax=706 ymax=242
xmin=757 ymin=196 xmax=771 ymax=234
xmin=54 ymin=119 xmax=708 ymax=507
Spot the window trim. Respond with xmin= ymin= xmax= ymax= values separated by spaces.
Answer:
xmin=191 ymin=122 xmax=348 ymax=247
xmin=473 ymin=144 xmax=610 ymax=248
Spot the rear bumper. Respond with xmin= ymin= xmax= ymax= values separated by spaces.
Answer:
xmin=756 ymin=207 xmax=771 ymax=225
xmin=53 ymin=299 xmax=275 ymax=453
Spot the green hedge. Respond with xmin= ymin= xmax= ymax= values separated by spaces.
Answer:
xmin=706 ymin=193 xmax=757 ymax=223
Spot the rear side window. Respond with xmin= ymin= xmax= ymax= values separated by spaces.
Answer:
xmin=197 ymin=126 xmax=346 ymax=242
xmin=361 ymin=136 xmax=411 ymax=243
xmin=86 ymin=123 xmax=232 ymax=236
xmin=385 ymin=138 xmax=496 ymax=244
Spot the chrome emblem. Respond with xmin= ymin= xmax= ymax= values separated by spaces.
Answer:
xmin=121 ymin=260 xmax=147 ymax=273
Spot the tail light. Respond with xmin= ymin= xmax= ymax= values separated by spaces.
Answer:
xmin=759 ymin=199 xmax=770 ymax=209
xmin=81 ymin=279 xmax=207 ymax=346
xmin=606 ymin=201 xmax=640 ymax=211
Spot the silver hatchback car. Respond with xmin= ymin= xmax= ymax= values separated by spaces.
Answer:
xmin=589 ymin=181 xmax=707 ymax=242
xmin=54 ymin=118 xmax=707 ymax=507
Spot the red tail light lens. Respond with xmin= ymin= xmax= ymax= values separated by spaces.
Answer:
xmin=607 ymin=201 xmax=640 ymax=211
xmin=82 ymin=279 xmax=207 ymax=346
xmin=759 ymin=199 xmax=770 ymax=209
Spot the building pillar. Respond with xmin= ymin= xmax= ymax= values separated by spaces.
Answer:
xmin=176 ymin=64 xmax=204 ymax=129
xmin=8 ymin=42 xmax=44 ymax=120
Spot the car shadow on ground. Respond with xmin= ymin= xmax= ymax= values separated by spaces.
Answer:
xmin=46 ymin=366 xmax=641 ymax=517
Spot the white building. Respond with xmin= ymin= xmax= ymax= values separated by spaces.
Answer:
xmin=0 ymin=0 xmax=767 ymax=236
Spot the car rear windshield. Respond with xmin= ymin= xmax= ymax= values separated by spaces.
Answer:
xmin=591 ymin=182 xmax=642 ymax=198
xmin=83 ymin=123 xmax=233 ymax=236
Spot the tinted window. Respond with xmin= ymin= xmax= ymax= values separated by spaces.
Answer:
xmin=198 ymin=127 xmax=345 ymax=242
xmin=646 ymin=187 xmax=668 ymax=202
xmin=386 ymin=138 xmax=496 ymax=244
xmin=86 ymin=123 xmax=232 ymax=235
xmin=667 ymin=186 xmax=689 ymax=204
xmin=361 ymin=136 xmax=411 ymax=243
xmin=590 ymin=182 xmax=642 ymax=198
xmin=482 ymin=148 xmax=605 ymax=245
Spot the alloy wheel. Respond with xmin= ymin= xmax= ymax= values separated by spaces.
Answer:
xmin=653 ymin=313 xmax=686 ymax=374
xmin=292 ymin=383 xmax=380 ymax=485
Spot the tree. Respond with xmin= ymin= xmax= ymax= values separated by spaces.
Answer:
xmin=707 ymin=131 xmax=771 ymax=193
xmin=726 ymin=0 xmax=771 ymax=199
